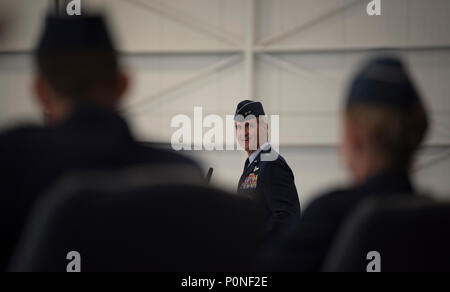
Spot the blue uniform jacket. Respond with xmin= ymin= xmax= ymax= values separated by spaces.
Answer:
xmin=238 ymin=146 xmax=301 ymax=237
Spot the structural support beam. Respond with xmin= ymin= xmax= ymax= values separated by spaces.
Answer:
xmin=244 ymin=0 xmax=256 ymax=99
xmin=121 ymin=48 xmax=241 ymax=55
xmin=255 ymin=44 xmax=450 ymax=54
xmin=259 ymin=53 xmax=342 ymax=87
xmin=123 ymin=54 xmax=241 ymax=113
xmin=3 ymin=44 xmax=450 ymax=57
xmin=124 ymin=0 xmax=242 ymax=47
xmin=259 ymin=53 xmax=314 ymax=76
xmin=257 ymin=0 xmax=361 ymax=47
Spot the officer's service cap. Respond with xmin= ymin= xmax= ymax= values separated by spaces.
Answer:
xmin=37 ymin=15 xmax=115 ymax=56
xmin=234 ymin=100 xmax=266 ymax=122
xmin=346 ymin=56 xmax=421 ymax=109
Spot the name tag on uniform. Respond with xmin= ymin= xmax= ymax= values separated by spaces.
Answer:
xmin=241 ymin=173 xmax=258 ymax=190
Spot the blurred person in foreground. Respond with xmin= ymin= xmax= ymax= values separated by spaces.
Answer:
xmin=0 ymin=15 xmax=202 ymax=270
xmin=263 ymin=56 xmax=429 ymax=272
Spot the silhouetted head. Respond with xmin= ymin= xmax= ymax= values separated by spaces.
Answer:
xmin=341 ymin=56 xmax=429 ymax=184
xmin=34 ymin=15 xmax=128 ymax=125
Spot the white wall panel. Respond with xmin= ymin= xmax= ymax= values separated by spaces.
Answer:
xmin=0 ymin=0 xmax=48 ymax=51
xmin=261 ymin=0 xmax=450 ymax=50
xmin=0 ymin=0 xmax=449 ymax=201
xmin=0 ymin=55 xmax=40 ymax=128
xmin=83 ymin=0 xmax=246 ymax=52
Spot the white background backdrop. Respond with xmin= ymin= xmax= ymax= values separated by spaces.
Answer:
xmin=0 ymin=0 xmax=449 ymax=206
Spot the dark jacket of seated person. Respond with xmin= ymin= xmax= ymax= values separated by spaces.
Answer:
xmin=261 ymin=56 xmax=429 ymax=272
xmin=0 ymin=105 xmax=203 ymax=270
xmin=0 ymin=15 xmax=204 ymax=270
xmin=264 ymin=170 xmax=414 ymax=272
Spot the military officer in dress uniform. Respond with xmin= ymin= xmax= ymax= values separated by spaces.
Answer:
xmin=235 ymin=100 xmax=301 ymax=238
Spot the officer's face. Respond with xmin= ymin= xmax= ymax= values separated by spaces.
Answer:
xmin=235 ymin=118 xmax=260 ymax=152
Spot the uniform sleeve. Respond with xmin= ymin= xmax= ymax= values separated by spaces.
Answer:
xmin=260 ymin=160 xmax=301 ymax=236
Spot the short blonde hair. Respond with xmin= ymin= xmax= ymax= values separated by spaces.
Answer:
xmin=346 ymin=101 xmax=429 ymax=169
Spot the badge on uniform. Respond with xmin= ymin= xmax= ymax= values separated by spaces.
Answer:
xmin=241 ymin=173 xmax=258 ymax=190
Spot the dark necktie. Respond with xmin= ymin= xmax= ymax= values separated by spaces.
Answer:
xmin=244 ymin=158 xmax=250 ymax=172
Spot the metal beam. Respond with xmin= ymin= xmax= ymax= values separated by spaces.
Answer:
xmin=259 ymin=53 xmax=315 ymax=76
xmin=257 ymin=0 xmax=361 ymax=47
xmin=244 ymin=0 xmax=256 ymax=99
xmin=259 ymin=53 xmax=341 ymax=86
xmin=123 ymin=0 xmax=242 ymax=47
xmin=120 ymin=48 xmax=241 ymax=56
xmin=256 ymin=44 xmax=450 ymax=54
xmin=0 ymin=49 xmax=241 ymax=56
xmin=122 ymin=54 xmax=241 ymax=113
xmin=3 ymin=44 xmax=450 ymax=57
